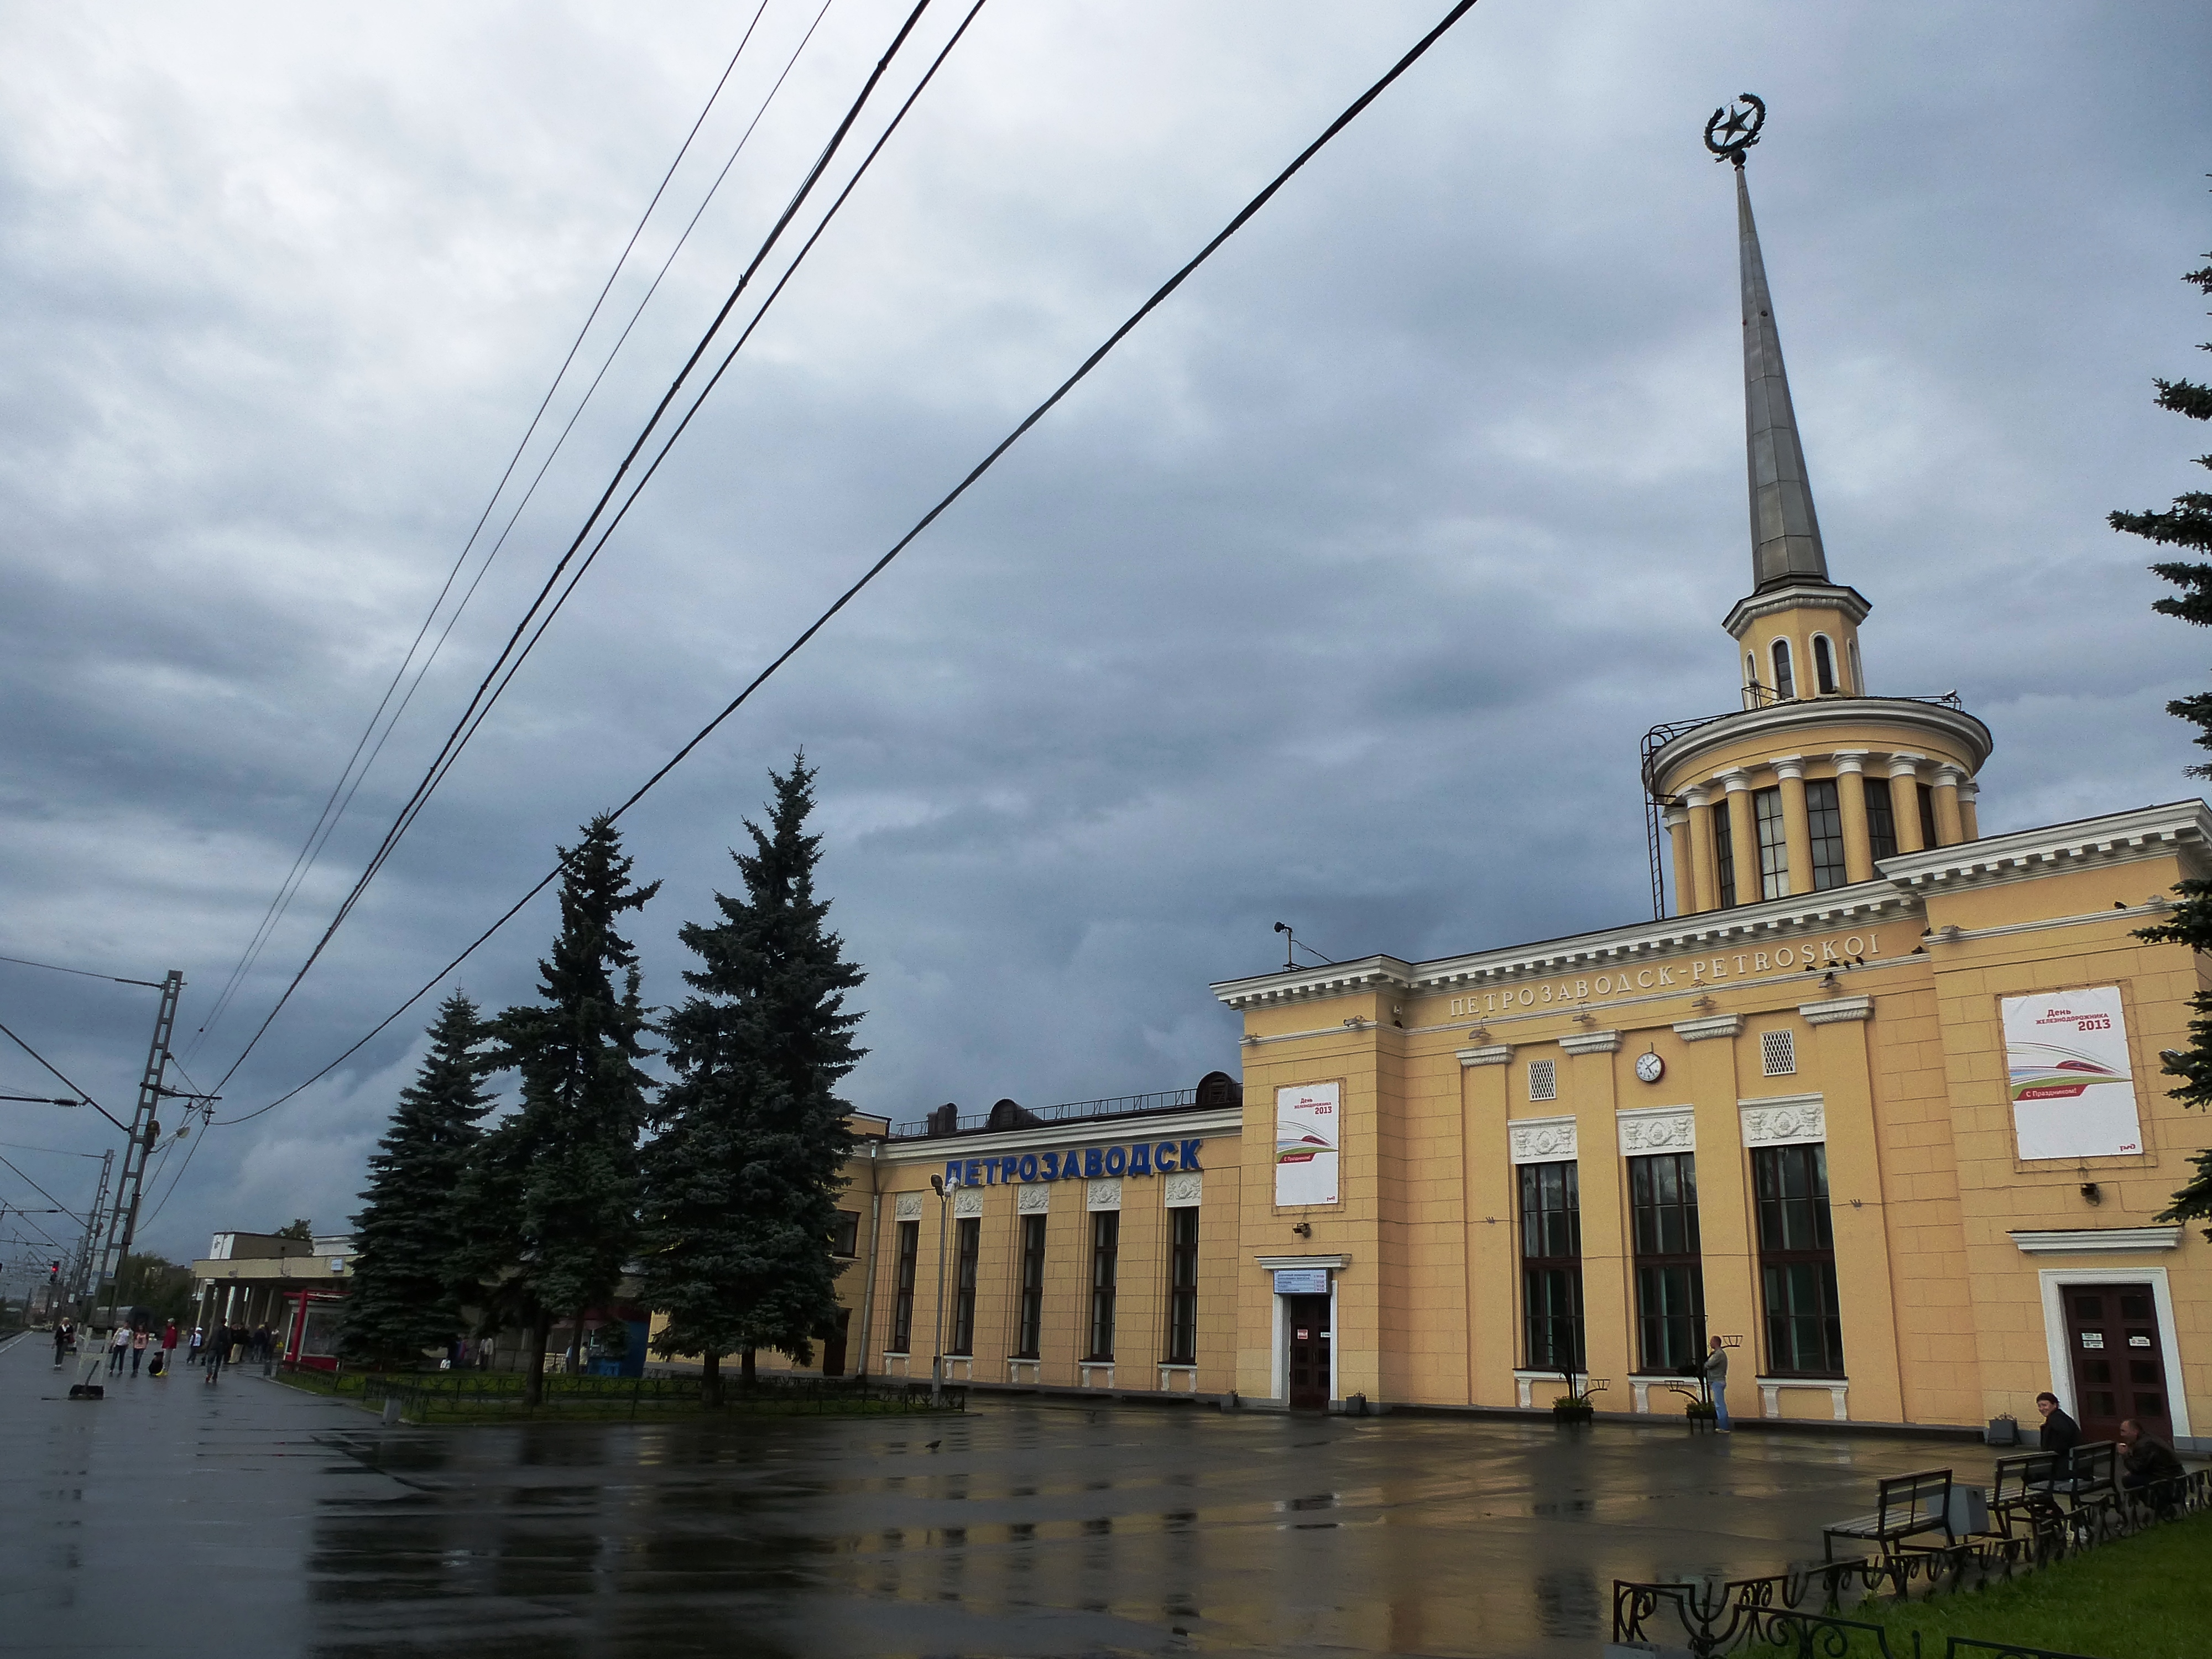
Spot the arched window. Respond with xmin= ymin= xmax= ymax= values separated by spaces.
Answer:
xmin=1771 ymin=638 xmax=1795 ymax=700
xmin=1848 ymin=639 xmax=1862 ymax=694
xmin=1813 ymin=635 xmax=1837 ymax=695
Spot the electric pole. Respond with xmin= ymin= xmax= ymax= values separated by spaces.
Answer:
xmin=69 ymin=1149 xmax=114 ymax=1312
xmin=92 ymin=969 xmax=182 ymax=1321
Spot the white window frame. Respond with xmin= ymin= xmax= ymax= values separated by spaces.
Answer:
xmin=1760 ymin=1029 xmax=1797 ymax=1078
xmin=1527 ymin=1058 xmax=1557 ymax=1103
xmin=1811 ymin=633 xmax=1838 ymax=695
xmin=1847 ymin=639 xmax=1862 ymax=694
xmin=1770 ymin=638 xmax=1796 ymax=700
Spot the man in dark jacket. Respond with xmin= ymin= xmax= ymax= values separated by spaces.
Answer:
xmin=2119 ymin=1420 xmax=2185 ymax=1493
xmin=2036 ymin=1390 xmax=2081 ymax=1477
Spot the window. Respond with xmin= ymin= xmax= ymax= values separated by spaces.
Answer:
xmin=949 ymin=1216 xmax=980 ymax=1355
xmin=1014 ymin=1214 xmax=1047 ymax=1358
xmin=1745 ymin=653 xmax=1759 ymax=700
xmin=1714 ymin=802 xmax=1738 ymax=907
xmin=1087 ymin=1211 xmax=1119 ymax=1361
xmin=1813 ymin=635 xmax=1837 ymax=695
xmin=1848 ymin=639 xmax=1862 ymax=694
xmin=1760 ymin=1029 xmax=1797 ymax=1077
xmin=1863 ymin=778 xmax=1898 ymax=862
xmin=1754 ymin=785 xmax=1788 ymax=900
xmin=1166 ymin=1207 xmax=1199 ymax=1364
xmin=1630 ymin=1153 xmax=1705 ymax=1374
xmin=1771 ymin=638 xmax=1795 ymax=700
xmin=1805 ymin=779 xmax=1846 ymax=890
xmin=891 ymin=1219 xmax=919 ymax=1353
xmin=832 ymin=1209 xmax=860 ymax=1258
xmin=1526 ymin=1058 xmax=1557 ymax=1103
xmin=1754 ymin=1145 xmax=1844 ymax=1376
xmin=1918 ymin=782 xmax=1939 ymax=849
xmin=1520 ymin=1162 xmax=1583 ymax=1373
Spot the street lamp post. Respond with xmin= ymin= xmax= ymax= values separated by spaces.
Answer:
xmin=927 ymin=1173 xmax=951 ymax=1406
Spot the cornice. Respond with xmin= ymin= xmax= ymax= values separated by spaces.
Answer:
xmin=1876 ymin=799 xmax=2212 ymax=894
xmin=1722 ymin=579 xmax=1872 ymax=639
xmin=1646 ymin=698 xmax=1994 ymax=794
xmin=1559 ymin=1029 xmax=1623 ymax=1055
xmin=880 ymin=1105 xmax=1244 ymax=1164
xmin=1209 ymin=954 xmax=1413 ymax=1011
xmin=2008 ymin=1226 xmax=2182 ymax=1256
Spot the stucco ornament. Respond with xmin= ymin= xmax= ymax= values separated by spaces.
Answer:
xmin=1509 ymin=1116 xmax=1577 ymax=1164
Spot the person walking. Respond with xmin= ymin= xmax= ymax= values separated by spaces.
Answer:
xmin=161 ymin=1321 xmax=179 ymax=1371
xmin=204 ymin=1323 xmax=226 ymax=1384
xmin=52 ymin=1318 xmax=72 ymax=1368
xmin=129 ymin=1323 xmax=150 ymax=1376
xmin=108 ymin=1321 xmax=130 ymax=1376
xmin=1702 ymin=1336 xmax=1731 ymax=1431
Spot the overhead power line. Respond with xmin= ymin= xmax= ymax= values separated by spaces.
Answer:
xmin=0 ymin=1019 xmax=127 ymax=1134
xmin=211 ymin=0 xmax=1483 ymax=1128
xmin=183 ymin=3 xmax=782 ymax=1066
xmin=0 ymin=953 xmax=165 ymax=989
xmin=209 ymin=0 xmax=948 ymax=1100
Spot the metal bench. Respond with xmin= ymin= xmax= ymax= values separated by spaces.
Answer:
xmin=1822 ymin=1467 xmax=1955 ymax=1562
xmin=1988 ymin=1450 xmax=2062 ymax=1540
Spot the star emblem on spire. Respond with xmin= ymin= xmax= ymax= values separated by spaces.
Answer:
xmin=1703 ymin=92 xmax=1766 ymax=165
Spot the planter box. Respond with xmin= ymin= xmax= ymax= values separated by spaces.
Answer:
xmin=1554 ymin=1404 xmax=1595 ymax=1425
xmin=1985 ymin=1417 xmax=2018 ymax=1447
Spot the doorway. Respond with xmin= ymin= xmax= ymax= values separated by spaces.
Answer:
xmin=822 ymin=1307 xmax=850 ymax=1378
xmin=2062 ymin=1282 xmax=2169 ymax=1443
xmin=1286 ymin=1293 xmax=1332 ymax=1410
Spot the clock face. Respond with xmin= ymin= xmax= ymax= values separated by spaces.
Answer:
xmin=1635 ymin=1052 xmax=1665 ymax=1084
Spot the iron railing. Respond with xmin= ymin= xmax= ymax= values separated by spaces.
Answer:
xmin=889 ymin=1086 xmax=1199 ymax=1140
xmin=1637 ymin=691 xmax=1970 ymax=920
xmin=1612 ymin=1468 xmax=2208 ymax=1658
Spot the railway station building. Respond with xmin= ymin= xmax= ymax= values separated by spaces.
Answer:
xmin=765 ymin=143 xmax=2211 ymax=1449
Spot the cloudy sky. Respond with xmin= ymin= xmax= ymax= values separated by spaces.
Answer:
xmin=1 ymin=1 xmax=2206 ymax=1272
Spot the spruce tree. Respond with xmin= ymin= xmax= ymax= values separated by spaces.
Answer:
xmin=481 ymin=815 xmax=660 ymax=1404
xmin=640 ymin=756 xmax=865 ymax=1403
xmin=341 ymin=992 xmax=494 ymax=1365
xmin=2120 ymin=247 xmax=2212 ymax=1237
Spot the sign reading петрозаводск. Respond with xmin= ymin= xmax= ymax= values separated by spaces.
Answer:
xmin=2002 ymin=985 xmax=2142 ymax=1160
xmin=1275 ymin=1081 xmax=1340 ymax=1206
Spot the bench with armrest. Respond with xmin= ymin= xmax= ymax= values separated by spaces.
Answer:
xmin=1989 ymin=1451 xmax=2061 ymax=1539
xmin=2050 ymin=1441 xmax=2117 ymax=1509
xmin=1822 ymin=1468 xmax=1955 ymax=1562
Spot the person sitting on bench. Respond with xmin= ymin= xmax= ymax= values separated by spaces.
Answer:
xmin=2034 ymin=1391 xmax=2080 ymax=1478
xmin=2118 ymin=1419 xmax=2183 ymax=1493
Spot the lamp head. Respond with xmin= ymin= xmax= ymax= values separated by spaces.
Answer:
xmin=928 ymin=1175 xmax=943 ymax=1195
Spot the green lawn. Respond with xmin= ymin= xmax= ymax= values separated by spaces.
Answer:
xmin=1749 ymin=1511 xmax=2212 ymax=1659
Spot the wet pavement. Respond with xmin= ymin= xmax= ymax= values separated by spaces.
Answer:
xmin=2 ymin=1331 xmax=2005 ymax=1657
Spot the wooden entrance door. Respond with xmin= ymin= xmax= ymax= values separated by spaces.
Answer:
xmin=1286 ymin=1293 xmax=1331 ymax=1410
xmin=822 ymin=1307 xmax=850 ymax=1378
xmin=2062 ymin=1282 xmax=2169 ymax=1443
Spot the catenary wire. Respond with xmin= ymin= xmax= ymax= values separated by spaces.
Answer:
xmin=0 ymin=1139 xmax=108 ymax=1160
xmin=0 ymin=953 xmax=165 ymax=989
xmin=0 ymin=1019 xmax=126 ymax=1134
xmin=182 ymin=3 xmax=779 ymax=1064
xmin=0 ymin=1154 xmax=90 ymax=1224
xmin=208 ymin=0 xmax=1483 ymax=1129
xmin=431 ymin=0 xmax=993 ymax=805
xmin=208 ymin=0 xmax=944 ymax=1098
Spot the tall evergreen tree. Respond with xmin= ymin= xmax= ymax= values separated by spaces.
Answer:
xmin=477 ymin=816 xmax=659 ymax=1404
xmin=341 ymin=992 xmax=494 ymax=1364
xmin=2119 ymin=246 xmax=2212 ymax=1237
xmin=640 ymin=757 xmax=865 ymax=1402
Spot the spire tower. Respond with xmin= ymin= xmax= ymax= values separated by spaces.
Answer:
xmin=1735 ymin=159 xmax=1829 ymax=589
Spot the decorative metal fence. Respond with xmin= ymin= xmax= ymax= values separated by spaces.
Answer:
xmin=356 ymin=1369 xmax=967 ymax=1423
xmin=1611 ymin=1469 xmax=2209 ymax=1659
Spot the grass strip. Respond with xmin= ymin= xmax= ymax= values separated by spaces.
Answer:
xmin=1746 ymin=1511 xmax=2212 ymax=1659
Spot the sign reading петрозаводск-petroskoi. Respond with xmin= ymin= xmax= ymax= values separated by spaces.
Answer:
xmin=1276 ymin=1081 xmax=1340 ymax=1206
xmin=2002 ymin=985 xmax=2142 ymax=1160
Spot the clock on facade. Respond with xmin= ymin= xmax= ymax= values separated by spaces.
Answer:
xmin=1635 ymin=1051 xmax=1665 ymax=1084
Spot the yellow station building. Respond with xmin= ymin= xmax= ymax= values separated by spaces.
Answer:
xmin=756 ymin=139 xmax=2210 ymax=1451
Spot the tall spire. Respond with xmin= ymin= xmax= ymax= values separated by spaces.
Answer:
xmin=1706 ymin=94 xmax=1829 ymax=591
xmin=1735 ymin=160 xmax=1829 ymax=588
